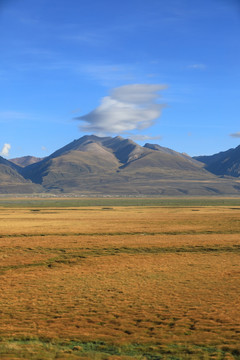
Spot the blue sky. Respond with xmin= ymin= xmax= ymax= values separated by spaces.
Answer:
xmin=0 ymin=0 xmax=239 ymax=158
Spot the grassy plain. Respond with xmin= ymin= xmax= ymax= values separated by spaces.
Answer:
xmin=0 ymin=199 xmax=240 ymax=359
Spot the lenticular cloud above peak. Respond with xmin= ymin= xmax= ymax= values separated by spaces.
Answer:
xmin=75 ymin=84 xmax=167 ymax=135
xmin=111 ymin=84 xmax=167 ymax=104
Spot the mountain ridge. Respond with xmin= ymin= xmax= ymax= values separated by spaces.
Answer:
xmin=18 ymin=135 xmax=240 ymax=195
xmin=1 ymin=135 xmax=240 ymax=195
xmin=194 ymin=145 xmax=240 ymax=177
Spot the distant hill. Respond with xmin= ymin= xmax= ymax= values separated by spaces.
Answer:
xmin=194 ymin=145 xmax=240 ymax=177
xmin=20 ymin=135 xmax=240 ymax=196
xmin=10 ymin=156 xmax=43 ymax=168
xmin=0 ymin=156 xmax=43 ymax=194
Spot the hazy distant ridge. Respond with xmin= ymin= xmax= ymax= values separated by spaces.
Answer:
xmin=10 ymin=156 xmax=43 ymax=168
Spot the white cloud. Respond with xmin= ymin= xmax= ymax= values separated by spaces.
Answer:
xmin=230 ymin=132 xmax=240 ymax=138
xmin=76 ymin=84 xmax=167 ymax=135
xmin=0 ymin=143 xmax=11 ymax=157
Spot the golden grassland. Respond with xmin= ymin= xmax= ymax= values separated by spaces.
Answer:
xmin=0 ymin=202 xmax=240 ymax=359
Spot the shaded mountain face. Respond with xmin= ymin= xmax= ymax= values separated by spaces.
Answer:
xmin=0 ymin=156 xmax=21 ymax=172
xmin=0 ymin=156 xmax=43 ymax=194
xmin=10 ymin=156 xmax=43 ymax=168
xmin=194 ymin=145 xmax=240 ymax=177
xmin=20 ymin=135 xmax=240 ymax=196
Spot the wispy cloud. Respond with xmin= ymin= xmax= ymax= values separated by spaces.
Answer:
xmin=0 ymin=111 xmax=35 ymax=122
xmin=22 ymin=47 xmax=57 ymax=58
xmin=0 ymin=143 xmax=11 ymax=158
xmin=129 ymin=134 xmax=162 ymax=142
xmin=4 ymin=56 xmax=136 ymax=85
xmin=75 ymin=84 xmax=167 ymax=135
xmin=188 ymin=63 xmax=206 ymax=70
xmin=230 ymin=132 xmax=240 ymax=138
xmin=80 ymin=64 xmax=135 ymax=85
xmin=63 ymin=31 xmax=106 ymax=47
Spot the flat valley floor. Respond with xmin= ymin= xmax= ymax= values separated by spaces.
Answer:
xmin=0 ymin=199 xmax=240 ymax=359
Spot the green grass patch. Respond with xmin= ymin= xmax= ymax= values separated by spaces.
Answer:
xmin=0 ymin=337 xmax=238 ymax=359
xmin=1 ymin=227 xmax=240 ymax=240
xmin=1 ymin=197 xmax=240 ymax=208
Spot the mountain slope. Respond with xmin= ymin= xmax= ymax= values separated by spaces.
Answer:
xmin=194 ymin=145 xmax=240 ymax=177
xmin=20 ymin=135 xmax=240 ymax=195
xmin=144 ymin=143 xmax=202 ymax=165
xmin=22 ymin=136 xmax=121 ymax=186
xmin=0 ymin=157 xmax=43 ymax=193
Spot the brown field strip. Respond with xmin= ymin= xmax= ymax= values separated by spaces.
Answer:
xmin=0 ymin=205 xmax=240 ymax=359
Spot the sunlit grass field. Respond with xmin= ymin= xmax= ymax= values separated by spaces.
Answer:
xmin=0 ymin=199 xmax=240 ymax=359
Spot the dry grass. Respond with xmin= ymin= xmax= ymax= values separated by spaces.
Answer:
xmin=0 ymin=204 xmax=240 ymax=359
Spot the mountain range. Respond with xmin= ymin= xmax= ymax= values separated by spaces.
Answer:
xmin=1 ymin=135 xmax=240 ymax=196
xmin=194 ymin=145 xmax=240 ymax=178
